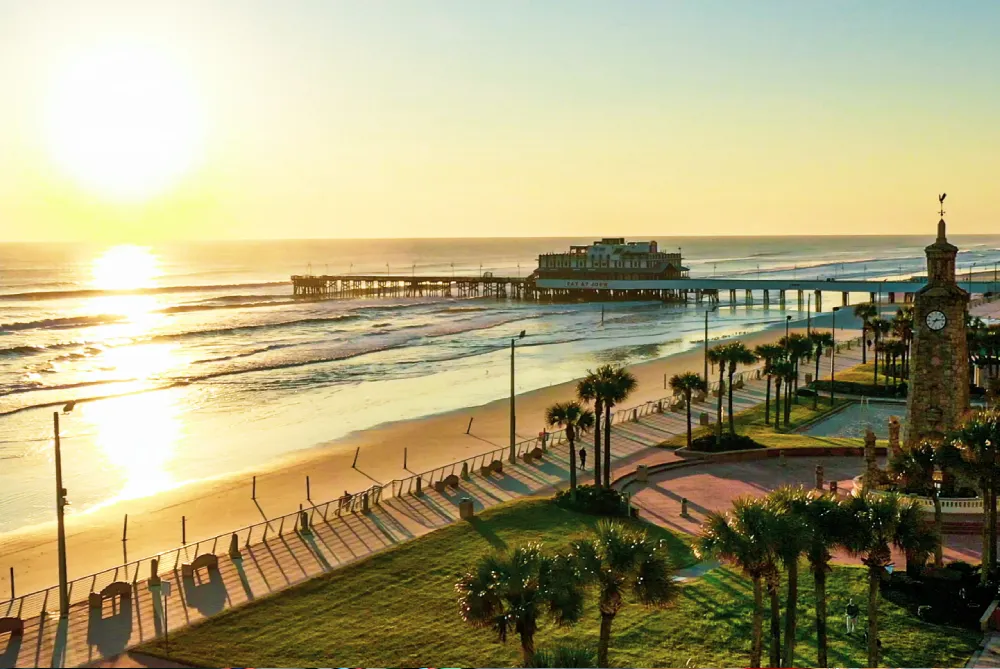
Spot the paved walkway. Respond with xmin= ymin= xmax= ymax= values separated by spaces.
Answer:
xmin=0 ymin=346 xmax=864 ymax=668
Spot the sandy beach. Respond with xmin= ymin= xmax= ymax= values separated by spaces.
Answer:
xmin=0 ymin=312 xmax=861 ymax=598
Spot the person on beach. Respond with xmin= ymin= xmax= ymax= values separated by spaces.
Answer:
xmin=845 ymin=598 xmax=859 ymax=633
xmin=579 ymin=447 xmax=587 ymax=470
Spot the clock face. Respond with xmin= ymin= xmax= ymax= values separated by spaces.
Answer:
xmin=926 ymin=310 xmax=947 ymax=331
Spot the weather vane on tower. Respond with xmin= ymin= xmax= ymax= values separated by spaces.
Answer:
xmin=938 ymin=192 xmax=947 ymax=219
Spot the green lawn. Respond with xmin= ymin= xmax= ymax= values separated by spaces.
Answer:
xmin=138 ymin=498 xmax=979 ymax=668
xmin=663 ymin=394 xmax=860 ymax=449
xmin=836 ymin=362 xmax=906 ymax=386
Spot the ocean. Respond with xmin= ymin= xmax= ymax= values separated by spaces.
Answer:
xmin=2 ymin=234 xmax=999 ymax=533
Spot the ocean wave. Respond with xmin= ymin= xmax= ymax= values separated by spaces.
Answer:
xmin=0 ymin=314 xmax=125 ymax=332
xmin=0 ymin=281 xmax=288 ymax=302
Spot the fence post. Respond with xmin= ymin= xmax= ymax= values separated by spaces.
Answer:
xmin=182 ymin=516 xmax=186 ymax=544
xmin=252 ymin=475 xmax=256 ymax=500
xmin=352 ymin=447 xmax=360 ymax=468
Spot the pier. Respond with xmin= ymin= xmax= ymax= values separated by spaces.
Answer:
xmin=291 ymin=274 xmax=997 ymax=310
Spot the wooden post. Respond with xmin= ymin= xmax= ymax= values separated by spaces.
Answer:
xmin=9 ymin=567 xmax=13 ymax=600
xmin=680 ymin=498 xmax=689 ymax=516
xmin=306 ymin=476 xmax=311 ymax=501
xmin=352 ymin=447 xmax=360 ymax=468
xmin=403 ymin=448 xmax=407 ymax=470
xmin=252 ymin=476 xmax=256 ymax=500
xmin=182 ymin=516 xmax=186 ymax=544
xmin=466 ymin=417 xmax=474 ymax=434
xmin=122 ymin=514 xmax=128 ymax=543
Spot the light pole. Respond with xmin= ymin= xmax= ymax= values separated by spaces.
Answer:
xmin=509 ymin=330 xmax=526 ymax=463
xmin=807 ymin=294 xmax=812 ymax=337
xmin=53 ymin=411 xmax=70 ymax=618
xmin=703 ymin=306 xmax=717 ymax=384
xmin=785 ymin=314 xmax=792 ymax=342
xmin=969 ymin=263 xmax=976 ymax=294
xmin=831 ymin=307 xmax=840 ymax=406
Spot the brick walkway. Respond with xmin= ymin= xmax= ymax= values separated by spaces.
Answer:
xmin=1 ymin=346 xmax=864 ymax=668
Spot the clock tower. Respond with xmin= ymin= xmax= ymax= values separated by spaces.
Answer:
xmin=904 ymin=202 xmax=970 ymax=448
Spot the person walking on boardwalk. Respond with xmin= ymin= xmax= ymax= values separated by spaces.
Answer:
xmin=845 ymin=598 xmax=860 ymax=634
xmin=579 ymin=446 xmax=587 ymax=470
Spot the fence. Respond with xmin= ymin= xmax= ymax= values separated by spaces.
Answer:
xmin=0 ymin=333 xmax=866 ymax=624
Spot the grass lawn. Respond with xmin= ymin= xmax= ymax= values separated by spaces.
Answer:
xmin=663 ymin=394 xmax=861 ymax=449
xmin=836 ymin=362 xmax=906 ymax=386
xmin=138 ymin=498 xmax=979 ymax=668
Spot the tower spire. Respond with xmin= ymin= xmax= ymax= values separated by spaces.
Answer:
xmin=937 ymin=192 xmax=948 ymax=242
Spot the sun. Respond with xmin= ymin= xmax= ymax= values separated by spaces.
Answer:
xmin=44 ymin=43 xmax=205 ymax=201
xmin=92 ymin=245 xmax=160 ymax=290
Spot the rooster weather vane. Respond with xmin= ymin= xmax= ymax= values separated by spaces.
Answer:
xmin=939 ymin=192 xmax=947 ymax=219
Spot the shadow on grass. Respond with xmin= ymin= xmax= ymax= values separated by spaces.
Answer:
xmin=468 ymin=516 xmax=508 ymax=550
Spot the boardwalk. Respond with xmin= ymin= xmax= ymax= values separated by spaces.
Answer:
xmin=0 ymin=346 xmax=865 ymax=668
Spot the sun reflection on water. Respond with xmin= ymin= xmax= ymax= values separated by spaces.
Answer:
xmin=79 ymin=390 xmax=182 ymax=501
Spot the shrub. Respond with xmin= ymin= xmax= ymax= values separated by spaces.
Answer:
xmin=528 ymin=645 xmax=597 ymax=668
xmin=812 ymin=379 xmax=907 ymax=399
xmin=554 ymin=484 xmax=629 ymax=517
xmin=689 ymin=433 xmax=765 ymax=453
xmin=945 ymin=561 xmax=978 ymax=578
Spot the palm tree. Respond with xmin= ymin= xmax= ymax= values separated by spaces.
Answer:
xmin=772 ymin=488 xmax=850 ymax=668
xmin=754 ymin=343 xmax=785 ymax=426
xmin=843 ymin=492 xmax=935 ymax=668
xmin=870 ymin=317 xmax=892 ymax=388
xmin=578 ymin=369 xmax=607 ymax=489
xmin=766 ymin=488 xmax=814 ymax=668
xmin=889 ymin=439 xmax=959 ymax=568
xmin=600 ymin=367 xmax=637 ymax=488
xmin=724 ymin=342 xmax=758 ymax=435
xmin=670 ymin=372 xmax=708 ymax=448
xmin=782 ymin=333 xmax=813 ymax=402
xmin=854 ymin=302 xmax=877 ymax=364
xmin=809 ymin=331 xmax=835 ymax=409
xmin=697 ymin=497 xmax=778 ymax=668
xmin=546 ymin=401 xmax=595 ymax=493
xmin=771 ymin=359 xmax=797 ymax=428
xmin=456 ymin=543 xmax=586 ymax=666
xmin=571 ymin=520 xmax=679 ymax=667
xmin=772 ymin=359 xmax=794 ymax=429
xmin=707 ymin=343 xmax=729 ymax=444
xmin=892 ymin=307 xmax=914 ymax=376
xmin=951 ymin=409 xmax=1000 ymax=583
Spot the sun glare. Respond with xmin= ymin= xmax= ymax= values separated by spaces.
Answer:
xmin=44 ymin=43 xmax=205 ymax=201
xmin=92 ymin=245 xmax=160 ymax=290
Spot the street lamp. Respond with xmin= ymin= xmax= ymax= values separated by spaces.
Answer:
xmin=509 ymin=330 xmax=527 ymax=463
xmin=785 ymin=314 xmax=792 ymax=342
xmin=807 ymin=294 xmax=812 ymax=337
xmin=53 ymin=410 xmax=72 ymax=618
xmin=831 ymin=307 xmax=840 ymax=406
xmin=703 ymin=306 xmax=717 ymax=384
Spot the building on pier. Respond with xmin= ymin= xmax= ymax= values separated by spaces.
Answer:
xmin=533 ymin=238 xmax=688 ymax=282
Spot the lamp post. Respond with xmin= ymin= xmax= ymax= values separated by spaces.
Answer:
xmin=807 ymin=294 xmax=812 ymax=337
xmin=509 ymin=330 xmax=526 ymax=463
xmin=703 ymin=306 xmax=717 ymax=384
xmin=831 ymin=307 xmax=840 ymax=406
xmin=933 ymin=464 xmax=944 ymax=566
xmin=53 ymin=411 xmax=70 ymax=618
xmin=969 ymin=263 xmax=976 ymax=294
xmin=785 ymin=314 xmax=792 ymax=342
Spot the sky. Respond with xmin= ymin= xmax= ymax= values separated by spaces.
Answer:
xmin=1 ymin=0 xmax=1000 ymax=242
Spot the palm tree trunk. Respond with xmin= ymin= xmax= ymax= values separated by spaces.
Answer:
xmin=813 ymin=563 xmax=828 ymax=669
xmin=933 ymin=490 xmax=943 ymax=568
xmin=593 ymin=400 xmax=603 ymax=488
xmin=568 ymin=435 xmax=577 ymax=492
xmin=861 ymin=323 xmax=868 ymax=364
xmin=751 ymin=575 xmax=764 ymax=669
xmin=783 ymin=559 xmax=799 ymax=668
xmin=793 ymin=359 xmax=800 ymax=402
xmin=603 ymin=405 xmax=612 ymax=488
xmin=764 ymin=375 xmax=772 ymax=425
xmin=873 ymin=333 xmax=880 ymax=388
xmin=716 ymin=367 xmax=725 ymax=444
xmin=727 ymin=367 xmax=736 ymax=435
xmin=774 ymin=378 xmax=782 ymax=430
xmin=784 ymin=379 xmax=792 ymax=426
xmin=686 ymin=393 xmax=693 ymax=447
xmin=520 ymin=629 xmax=536 ymax=668
xmin=597 ymin=612 xmax=614 ymax=668
xmin=813 ymin=352 xmax=821 ymax=410
xmin=768 ymin=574 xmax=781 ymax=669
xmin=866 ymin=566 xmax=880 ymax=668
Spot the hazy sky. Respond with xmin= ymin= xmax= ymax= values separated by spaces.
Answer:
xmin=2 ymin=0 xmax=999 ymax=242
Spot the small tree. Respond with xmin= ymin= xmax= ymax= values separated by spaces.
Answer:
xmin=600 ymin=367 xmax=637 ymax=488
xmin=725 ymin=342 xmax=758 ymax=435
xmin=456 ymin=544 xmax=586 ymax=666
xmin=546 ymin=401 xmax=595 ymax=493
xmin=808 ymin=331 xmax=835 ymax=409
xmin=670 ymin=372 xmax=708 ymax=447
xmin=572 ymin=520 xmax=679 ymax=667
xmin=754 ymin=343 xmax=785 ymax=426
xmin=707 ymin=344 xmax=729 ymax=444
xmin=854 ymin=302 xmax=877 ymax=364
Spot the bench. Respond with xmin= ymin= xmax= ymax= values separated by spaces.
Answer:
xmin=490 ymin=459 xmax=503 ymax=473
xmin=521 ymin=451 xmax=534 ymax=464
xmin=88 ymin=580 xmax=131 ymax=610
xmin=444 ymin=474 xmax=460 ymax=488
xmin=181 ymin=553 xmax=219 ymax=579
xmin=433 ymin=480 xmax=447 ymax=493
xmin=479 ymin=465 xmax=492 ymax=477
xmin=530 ymin=447 xmax=543 ymax=460
xmin=0 ymin=616 xmax=23 ymax=638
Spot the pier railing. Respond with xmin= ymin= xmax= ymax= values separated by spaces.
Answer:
xmin=0 ymin=334 xmax=866 ymax=624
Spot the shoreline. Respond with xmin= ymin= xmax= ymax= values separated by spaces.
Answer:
xmin=0 ymin=309 xmax=862 ymax=599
